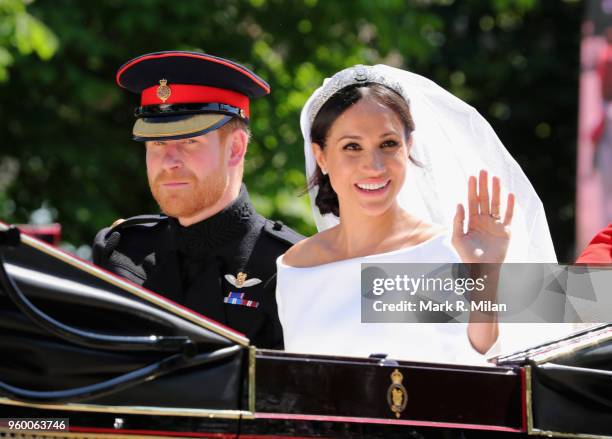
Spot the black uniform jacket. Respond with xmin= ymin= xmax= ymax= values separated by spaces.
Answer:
xmin=92 ymin=185 xmax=303 ymax=349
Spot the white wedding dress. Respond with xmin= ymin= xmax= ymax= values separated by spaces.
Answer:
xmin=275 ymin=233 xmax=490 ymax=366
xmin=276 ymin=64 xmax=577 ymax=366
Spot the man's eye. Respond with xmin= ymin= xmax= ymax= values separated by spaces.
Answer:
xmin=152 ymin=141 xmax=165 ymax=146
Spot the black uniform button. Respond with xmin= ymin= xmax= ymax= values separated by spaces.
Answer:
xmin=273 ymin=220 xmax=283 ymax=231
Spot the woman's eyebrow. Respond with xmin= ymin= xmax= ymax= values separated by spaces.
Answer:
xmin=336 ymin=130 xmax=400 ymax=142
xmin=337 ymin=134 xmax=362 ymax=141
xmin=379 ymin=131 xmax=399 ymax=138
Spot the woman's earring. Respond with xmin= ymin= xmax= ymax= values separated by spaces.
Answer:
xmin=321 ymin=168 xmax=328 ymax=176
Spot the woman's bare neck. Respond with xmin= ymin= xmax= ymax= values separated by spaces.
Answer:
xmin=328 ymin=206 xmax=436 ymax=261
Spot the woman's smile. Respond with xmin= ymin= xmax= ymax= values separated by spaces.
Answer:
xmin=354 ymin=179 xmax=391 ymax=195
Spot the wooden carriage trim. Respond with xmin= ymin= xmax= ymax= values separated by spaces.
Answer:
xmin=0 ymin=398 xmax=253 ymax=420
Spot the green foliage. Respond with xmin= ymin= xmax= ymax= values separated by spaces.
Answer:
xmin=0 ymin=0 xmax=58 ymax=80
xmin=0 ymin=0 xmax=581 ymax=260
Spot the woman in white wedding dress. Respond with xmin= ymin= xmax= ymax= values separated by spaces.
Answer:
xmin=275 ymin=65 xmax=559 ymax=365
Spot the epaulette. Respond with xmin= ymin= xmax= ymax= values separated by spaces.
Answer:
xmin=105 ymin=214 xmax=168 ymax=239
xmin=262 ymin=219 xmax=305 ymax=247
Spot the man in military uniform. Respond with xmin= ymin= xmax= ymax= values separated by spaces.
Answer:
xmin=93 ymin=51 xmax=302 ymax=349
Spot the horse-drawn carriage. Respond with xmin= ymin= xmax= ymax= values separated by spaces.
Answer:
xmin=1 ymin=223 xmax=610 ymax=438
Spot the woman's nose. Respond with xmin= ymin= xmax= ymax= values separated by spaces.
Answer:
xmin=361 ymin=150 xmax=385 ymax=173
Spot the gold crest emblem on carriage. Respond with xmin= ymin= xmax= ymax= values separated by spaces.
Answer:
xmin=387 ymin=368 xmax=408 ymax=418
xmin=156 ymin=79 xmax=171 ymax=102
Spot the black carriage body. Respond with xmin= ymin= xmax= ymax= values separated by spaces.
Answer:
xmin=2 ymin=351 xmax=524 ymax=438
xmin=0 ymin=223 xmax=610 ymax=438
xmin=497 ymin=325 xmax=612 ymax=438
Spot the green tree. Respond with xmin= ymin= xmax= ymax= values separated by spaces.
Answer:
xmin=0 ymin=0 xmax=58 ymax=226
xmin=0 ymin=0 xmax=581 ymax=261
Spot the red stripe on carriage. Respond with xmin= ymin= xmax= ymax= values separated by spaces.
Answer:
xmin=254 ymin=412 xmax=525 ymax=432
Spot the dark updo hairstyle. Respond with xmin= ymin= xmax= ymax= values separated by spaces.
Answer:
xmin=308 ymin=83 xmax=415 ymax=217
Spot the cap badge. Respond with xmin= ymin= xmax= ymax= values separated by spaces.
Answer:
xmin=224 ymin=272 xmax=262 ymax=288
xmin=156 ymin=79 xmax=171 ymax=103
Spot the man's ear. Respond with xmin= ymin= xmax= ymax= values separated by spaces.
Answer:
xmin=312 ymin=142 xmax=326 ymax=172
xmin=227 ymin=129 xmax=248 ymax=167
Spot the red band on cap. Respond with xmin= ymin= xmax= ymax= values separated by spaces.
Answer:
xmin=141 ymin=84 xmax=250 ymax=117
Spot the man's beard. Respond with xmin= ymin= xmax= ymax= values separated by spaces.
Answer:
xmin=149 ymin=166 xmax=228 ymax=220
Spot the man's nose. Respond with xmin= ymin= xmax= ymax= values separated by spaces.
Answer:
xmin=161 ymin=143 xmax=183 ymax=170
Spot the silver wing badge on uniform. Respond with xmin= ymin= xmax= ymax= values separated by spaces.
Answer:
xmin=224 ymin=272 xmax=262 ymax=288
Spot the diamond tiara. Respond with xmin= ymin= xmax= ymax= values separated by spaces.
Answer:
xmin=308 ymin=65 xmax=406 ymax=126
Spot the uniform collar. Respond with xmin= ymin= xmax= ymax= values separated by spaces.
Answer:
xmin=171 ymin=184 xmax=257 ymax=257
